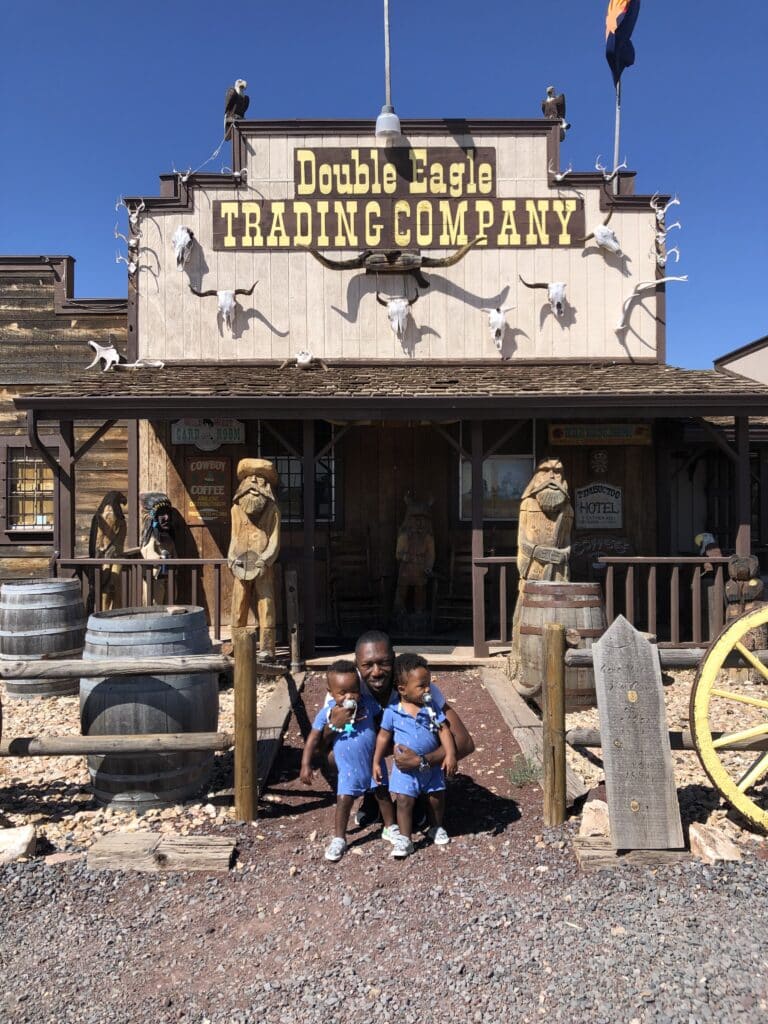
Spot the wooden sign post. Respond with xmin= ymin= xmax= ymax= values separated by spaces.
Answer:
xmin=592 ymin=616 xmax=684 ymax=850
xmin=234 ymin=629 xmax=258 ymax=822
xmin=543 ymin=623 xmax=566 ymax=826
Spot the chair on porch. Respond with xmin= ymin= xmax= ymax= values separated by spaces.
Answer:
xmin=431 ymin=539 xmax=475 ymax=633
xmin=328 ymin=529 xmax=387 ymax=639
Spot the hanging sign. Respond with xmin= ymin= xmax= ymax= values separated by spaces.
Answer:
xmin=575 ymin=482 xmax=623 ymax=530
xmin=185 ymin=457 xmax=230 ymax=524
xmin=171 ymin=418 xmax=245 ymax=451
xmin=549 ymin=423 xmax=651 ymax=446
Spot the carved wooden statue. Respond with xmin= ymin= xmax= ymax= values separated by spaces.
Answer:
xmin=139 ymin=492 xmax=178 ymax=605
xmin=511 ymin=458 xmax=574 ymax=670
xmin=89 ymin=491 xmax=127 ymax=611
xmin=228 ymin=458 xmax=281 ymax=661
xmin=393 ymin=496 xmax=435 ymax=624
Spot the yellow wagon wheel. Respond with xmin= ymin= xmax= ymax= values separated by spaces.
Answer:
xmin=690 ymin=604 xmax=768 ymax=831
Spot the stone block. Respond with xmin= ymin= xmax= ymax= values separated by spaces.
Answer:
xmin=689 ymin=822 xmax=741 ymax=864
xmin=579 ymin=799 xmax=611 ymax=838
xmin=0 ymin=825 xmax=36 ymax=865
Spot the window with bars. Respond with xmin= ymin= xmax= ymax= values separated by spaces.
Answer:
xmin=267 ymin=454 xmax=336 ymax=523
xmin=6 ymin=448 xmax=55 ymax=531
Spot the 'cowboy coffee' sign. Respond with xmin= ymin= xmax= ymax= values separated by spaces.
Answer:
xmin=575 ymin=482 xmax=623 ymax=530
xmin=185 ymin=457 xmax=230 ymax=524
xmin=213 ymin=147 xmax=585 ymax=251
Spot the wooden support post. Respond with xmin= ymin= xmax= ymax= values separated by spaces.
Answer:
xmin=542 ymin=623 xmax=566 ymax=826
xmin=735 ymin=416 xmax=751 ymax=557
xmin=234 ymin=629 xmax=258 ymax=822
xmin=471 ymin=420 xmax=488 ymax=657
xmin=58 ymin=420 xmax=75 ymax=560
xmin=303 ymin=420 xmax=316 ymax=659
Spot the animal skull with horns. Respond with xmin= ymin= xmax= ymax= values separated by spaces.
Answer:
xmin=377 ymin=284 xmax=420 ymax=343
xmin=115 ymin=197 xmax=146 ymax=234
xmin=482 ymin=305 xmax=515 ymax=352
xmin=171 ymin=226 xmax=195 ymax=270
xmin=188 ymin=281 xmax=258 ymax=334
xmin=308 ymin=235 xmax=485 ymax=290
xmin=519 ymin=275 xmax=567 ymax=318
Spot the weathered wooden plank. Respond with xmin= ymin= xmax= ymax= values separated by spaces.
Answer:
xmin=87 ymin=832 xmax=235 ymax=872
xmin=0 ymin=654 xmax=241 ymax=679
xmin=0 ymin=732 xmax=234 ymax=757
xmin=592 ymin=616 xmax=684 ymax=850
xmin=573 ymin=835 xmax=689 ymax=873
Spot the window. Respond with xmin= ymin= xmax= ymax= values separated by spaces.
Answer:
xmin=459 ymin=454 xmax=534 ymax=521
xmin=6 ymin=447 xmax=54 ymax=531
xmin=268 ymin=454 xmax=336 ymax=524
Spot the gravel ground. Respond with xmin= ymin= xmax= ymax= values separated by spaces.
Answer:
xmin=2 ymin=671 xmax=768 ymax=1023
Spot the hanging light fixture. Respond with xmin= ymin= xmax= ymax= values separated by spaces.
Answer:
xmin=375 ymin=0 xmax=401 ymax=141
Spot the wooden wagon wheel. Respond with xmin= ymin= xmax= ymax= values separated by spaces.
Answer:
xmin=690 ymin=604 xmax=768 ymax=832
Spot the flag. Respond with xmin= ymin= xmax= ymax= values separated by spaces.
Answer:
xmin=605 ymin=0 xmax=641 ymax=86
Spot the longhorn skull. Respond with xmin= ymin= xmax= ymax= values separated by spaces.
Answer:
xmin=615 ymin=276 xmax=688 ymax=332
xmin=376 ymin=286 xmax=420 ymax=343
xmin=188 ymin=281 xmax=258 ymax=334
xmin=171 ymin=225 xmax=195 ymax=270
xmin=482 ymin=306 xmax=515 ymax=351
xmin=308 ymin=234 xmax=485 ymax=290
xmin=519 ymin=275 xmax=567 ymax=318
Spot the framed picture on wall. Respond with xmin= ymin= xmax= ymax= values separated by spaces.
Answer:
xmin=460 ymin=455 xmax=534 ymax=521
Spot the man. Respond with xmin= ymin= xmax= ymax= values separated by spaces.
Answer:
xmin=327 ymin=630 xmax=475 ymax=826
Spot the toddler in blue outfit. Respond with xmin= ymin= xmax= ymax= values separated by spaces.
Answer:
xmin=301 ymin=659 xmax=397 ymax=862
xmin=373 ymin=653 xmax=457 ymax=858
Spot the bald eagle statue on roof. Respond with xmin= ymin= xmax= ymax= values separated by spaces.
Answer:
xmin=224 ymin=79 xmax=249 ymax=139
xmin=541 ymin=85 xmax=570 ymax=140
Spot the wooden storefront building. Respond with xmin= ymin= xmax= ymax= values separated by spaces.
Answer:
xmin=9 ymin=119 xmax=768 ymax=654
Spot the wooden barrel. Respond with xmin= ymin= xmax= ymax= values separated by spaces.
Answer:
xmin=515 ymin=581 xmax=606 ymax=712
xmin=0 ymin=579 xmax=86 ymax=698
xmin=79 ymin=606 xmax=219 ymax=809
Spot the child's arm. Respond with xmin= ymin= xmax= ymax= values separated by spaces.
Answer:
xmin=300 ymin=728 xmax=323 ymax=785
xmin=372 ymin=727 xmax=394 ymax=784
xmin=439 ymin=721 xmax=458 ymax=777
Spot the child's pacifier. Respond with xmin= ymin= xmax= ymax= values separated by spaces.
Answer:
xmin=341 ymin=697 xmax=357 ymax=734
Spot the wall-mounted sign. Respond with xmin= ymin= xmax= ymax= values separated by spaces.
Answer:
xmin=185 ymin=457 xmax=230 ymax=524
xmin=549 ymin=423 xmax=651 ymax=446
xmin=171 ymin=418 xmax=245 ymax=451
xmin=575 ymin=482 xmax=623 ymax=530
xmin=213 ymin=147 xmax=585 ymax=251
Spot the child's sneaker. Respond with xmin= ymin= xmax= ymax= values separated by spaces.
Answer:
xmin=427 ymin=826 xmax=450 ymax=846
xmin=390 ymin=834 xmax=414 ymax=859
xmin=324 ymin=837 xmax=347 ymax=861
xmin=381 ymin=825 xmax=402 ymax=845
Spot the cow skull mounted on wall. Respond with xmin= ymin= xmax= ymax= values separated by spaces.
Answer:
xmin=188 ymin=281 xmax=258 ymax=335
xmin=519 ymin=275 xmax=568 ymax=318
xmin=482 ymin=305 xmax=515 ymax=353
xmin=171 ymin=225 xmax=195 ymax=270
xmin=376 ymin=283 xmax=420 ymax=344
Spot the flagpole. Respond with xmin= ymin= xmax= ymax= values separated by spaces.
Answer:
xmin=612 ymin=78 xmax=621 ymax=196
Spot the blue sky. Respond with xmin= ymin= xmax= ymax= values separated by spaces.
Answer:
xmin=1 ymin=1 xmax=765 ymax=369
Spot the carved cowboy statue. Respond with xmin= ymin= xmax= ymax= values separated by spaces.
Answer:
xmin=393 ymin=495 xmax=435 ymax=627
xmin=139 ymin=492 xmax=178 ymax=605
xmin=227 ymin=458 xmax=281 ymax=661
xmin=510 ymin=457 xmax=574 ymax=670
xmin=88 ymin=491 xmax=127 ymax=611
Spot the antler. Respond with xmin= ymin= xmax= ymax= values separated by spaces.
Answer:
xmin=114 ymin=222 xmax=138 ymax=250
xmin=307 ymin=249 xmax=369 ymax=271
xmin=233 ymin=280 xmax=258 ymax=297
xmin=548 ymin=159 xmax=573 ymax=182
xmin=616 ymin=276 xmax=688 ymax=331
xmin=650 ymin=193 xmax=681 ymax=223
xmin=595 ymin=156 xmax=627 ymax=182
xmin=518 ymin=275 xmax=549 ymax=290
xmin=188 ymin=285 xmax=218 ymax=298
xmin=421 ymin=234 xmax=486 ymax=268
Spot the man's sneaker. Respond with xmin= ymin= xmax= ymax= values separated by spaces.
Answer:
xmin=324 ymin=837 xmax=347 ymax=862
xmin=390 ymin=834 xmax=414 ymax=859
xmin=381 ymin=825 xmax=402 ymax=845
xmin=427 ymin=826 xmax=450 ymax=846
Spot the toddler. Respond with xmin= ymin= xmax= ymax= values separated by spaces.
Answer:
xmin=373 ymin=653 xmax=457 ymax=858
xmin=301 ymin=659 xmax=398 ymax=861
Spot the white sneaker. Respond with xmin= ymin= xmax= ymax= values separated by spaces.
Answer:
xmin=427 ymin=826 xmax=450 ymax=846
xmin=381 ymin=825 xmax=402 ymax=845
xmin=324 ymin=837 xmax=347 ymax=861
xmin=390 ymin=834 xmax=414 ymax=859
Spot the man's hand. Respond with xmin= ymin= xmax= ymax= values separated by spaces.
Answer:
xmin=299 ymin=764 xmax=314 ymax=786
xmin=393 ymin=744 xmax=422 ymax=771
xmin=443 ymin=752 xmax=458 ymax=778
xmin=328 ymin=703 xmax=355 ymax=730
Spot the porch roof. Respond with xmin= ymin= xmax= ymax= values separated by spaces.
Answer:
xmin=15 ymin=360 xmax=768 ymax=421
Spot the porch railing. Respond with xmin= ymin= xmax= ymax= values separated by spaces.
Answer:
xmin=54 ymin=557 xmax=229 ymax=642
xmin=472 ymin=554 xmax=732 ymax=656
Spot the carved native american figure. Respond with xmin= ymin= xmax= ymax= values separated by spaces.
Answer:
xmin=228 ymin=459 xmax=281 ymax=661
xmin=140 ymin=492 xmax=178 ymax=605
xmin=510 ymin=458 xmax=574 ymax=669
xmin=89 ymin=491 xmax=127 ymax=611
xmin=393 ymin=496 xmax=435 ymax=621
